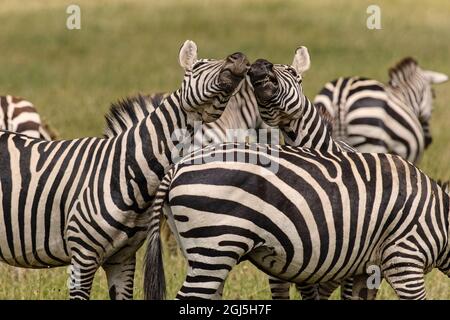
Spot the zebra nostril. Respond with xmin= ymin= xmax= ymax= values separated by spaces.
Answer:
xmin=263 ymin=61 xmax=273 ymax=69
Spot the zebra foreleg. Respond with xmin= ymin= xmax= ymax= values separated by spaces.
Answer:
xmin=296 ymin=283 xmax=320 ymax=300
xmin=349 ymin=275 xmax=378 ymax=300
xmin=68 ymin=254 xmax=100 ymax=300
xmin=268 ymin=276 xmax=291 ymax=299
xmin=103 ymin=254 xmax=136 ymax=300
xmin=340 ymin=278 xmax=354 ymax=300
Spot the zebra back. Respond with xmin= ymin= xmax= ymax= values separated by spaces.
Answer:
xmin=0 ymin=95 xmax=55 ymax=140
xmin=313 ymin=57 xmax=448 ymax=163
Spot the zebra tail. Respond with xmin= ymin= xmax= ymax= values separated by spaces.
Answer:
xmin=143 ymin=168 xmax=175 ymax=300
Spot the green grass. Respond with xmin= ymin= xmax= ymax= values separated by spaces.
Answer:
xmin=0 ymin=0 xmax=449 ymax=299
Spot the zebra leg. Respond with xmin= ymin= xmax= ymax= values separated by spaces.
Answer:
xmin=66 ymin=210 xmax=102 ymax=300
xmin=382 ymin=250 xmax=426 ymax=300
xmin=340 ymin=278 xmax=354 ymax=300
xmin=176 ymin=256 xmax=238 ymax=300
xmin=268 ymin=276 xmax=291 ymax=299
xmin=68 ymin=256 xmax=100 ymax=300
xmin=296 ymin=284 xmax=320 ymax=300
xmin=103 ymin=254 xmax=136 ymax=300
xmin=317 ymin=280 xmax=341 ymax=299
xmin=349 ymin=275 xmax=378 ymax=300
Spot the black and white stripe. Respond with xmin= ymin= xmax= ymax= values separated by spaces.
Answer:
xmin=144 ymin=142 xmax=450 ymax=300
xmin=0 ymin=40 xmax=249 ymax=299
xmin=314 ymin=57 xmax=448 ymax=163
xmin=104 ymin=81 xmax=270 ymax=148
xmin=0 ymin=95 xmax=56 ymax=140
xmin=144 ymin=49 xmax=450 ymax=301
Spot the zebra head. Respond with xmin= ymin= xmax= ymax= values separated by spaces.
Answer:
xmin=178 ymin=40 xmax=250 ymax=123
xmin=388 ymin=58 xmax=448 ymax=138
xmin=248 ymin=46 xmax=311 ymax=127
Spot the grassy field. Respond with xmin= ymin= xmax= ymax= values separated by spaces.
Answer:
xmin=0 ymin=0 xmax=449 ymax=299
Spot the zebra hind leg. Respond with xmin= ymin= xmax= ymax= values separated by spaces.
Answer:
xmin=176 ymin=254 xmax=239 ymax=300
xmin=382 ymin=249 xmax=426 ymax=300
xmin=103 ymin=254 xmax=136 ymax=300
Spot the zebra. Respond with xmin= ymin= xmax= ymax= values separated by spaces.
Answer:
xmin=146 ymin=49 xmax=450 ymax=297
xmin=0 ymin=95 xmax=57 ymax=140
xmin=0 ymin=40 xmax=249 ymax=299
xmin=142 ymin=46 xmax=349 ymax=300
xmin=144 ymin=141 xmax=450 ymax=300
xmin=314 ymin=57 xmax=448 ymax=164
xmin=249 ymin=51 xmax=450 ymax=300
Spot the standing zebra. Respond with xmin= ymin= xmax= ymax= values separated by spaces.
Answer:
xmin=142 ymin=47 xmax=348 ymax=300
xmin=0 ymin=95 xmax=57 ymax=140
xmin=250 ymin=52 xmax=450 ymax=300
xmin=144 ymin=51 xmax=450 ymax=300
xmin=144 ymin=144 xmax=450 ymax=300
xmin=0 ymin=40 xmax=249 ymax=299
xmin=314 ymin=57 xmax=448 ymax=164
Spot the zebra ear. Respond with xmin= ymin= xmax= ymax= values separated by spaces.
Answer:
xmin=422 ymin=70 xmax=448 ymax=84
xmin=292 ymin=46 xmax=311 ymax=75
xmin=179 ymin=40 xmax=198 ymax=71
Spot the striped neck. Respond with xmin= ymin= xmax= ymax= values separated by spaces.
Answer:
xmin=112 ymin=89 xmax=189 ymax=210
xmin=141 ymin=89 xmax=188 ymax=168
xmin=280 ymin=97 xmax=340 ymax=152
xmin=388 ymin=63 xmax=428 ymax=119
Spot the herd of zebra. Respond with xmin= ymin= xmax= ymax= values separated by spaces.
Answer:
xmin=0 ymin=40 xmax=449 ymax=300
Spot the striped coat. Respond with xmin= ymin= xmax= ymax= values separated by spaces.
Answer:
xmin=313 ymin=58 xmax=448 ymax=163
xmin=0 ymin=95 xmax=56 ymax=140
xmin=0 ymin=41 xmax=249 ymax=299
xmin=144 ymin=143 xmax=450 ymax=300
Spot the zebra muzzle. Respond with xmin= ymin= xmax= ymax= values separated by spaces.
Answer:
xmin=249 ymin=59 xmax=279 ymax=103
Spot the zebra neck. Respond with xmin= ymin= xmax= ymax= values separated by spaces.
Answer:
xmin=281 ymin=98 xmax=338 ymax=152
xmin=120 ymin=90 xmax=189 ymax=205
xmin=143 ymin=89 xmax=188 ymax=166
xmin=387 ymin=82 xmax=423 ymax=118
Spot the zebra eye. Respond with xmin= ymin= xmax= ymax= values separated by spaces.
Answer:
xmin=287 ymin=68 xmax=297 ymax=77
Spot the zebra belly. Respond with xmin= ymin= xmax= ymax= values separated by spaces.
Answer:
xmin=247 ymin=242 xmax=375 ymax=285
xmin=0 ymin=235 xmax=69 ymax=268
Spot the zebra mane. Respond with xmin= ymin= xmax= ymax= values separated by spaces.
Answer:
xmin=437 ymin=179 xmax=450 ymax=194
xmin=315 ymin=103 xmax=334 ymax=132
xmin=103 ymin=93 xmax=167 ymax=137
xmin=388 ymin=57 xmax=419 ymax=85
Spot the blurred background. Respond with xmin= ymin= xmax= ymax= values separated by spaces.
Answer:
xmin=0 ymin=0 xmax=449 ymax=299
